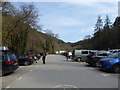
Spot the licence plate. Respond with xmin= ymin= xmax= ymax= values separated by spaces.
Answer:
xmin=14 ymin=63 xmax=18 ymax=65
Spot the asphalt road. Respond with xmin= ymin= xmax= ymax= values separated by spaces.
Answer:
xmin=1 ymin=55 xmax=119 ymax=89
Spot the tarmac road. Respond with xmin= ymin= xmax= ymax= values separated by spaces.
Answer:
xmin=1 ymin=55 xmax=119 ymax=89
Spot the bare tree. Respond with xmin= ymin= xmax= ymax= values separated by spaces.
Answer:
xmin=83 ymin=35 xmax=91 ymax=40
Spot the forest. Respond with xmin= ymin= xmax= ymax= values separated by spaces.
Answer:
xmin=68 ymin=15 xmax=120 ymax=50
xmin=1 ymin=2 xmax=72 ymax=54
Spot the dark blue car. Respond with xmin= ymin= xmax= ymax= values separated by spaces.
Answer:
xmin=2 ymin=52 xmax=19 ymax=75
xmin=98 ymin=52 xmax=120 ymax=73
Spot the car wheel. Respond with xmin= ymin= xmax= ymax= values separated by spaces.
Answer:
xmin=88 ymin=63 xmax=92 ymax=66
xmin=113 ymin=64 xmax=120 ymax=73
xmin=93 ymin=63 xmax=97 ymax=67
xmin=77 ymin=58 xmax=81 ymax=62
xmin=24 ymin=61 xmax=29 ymax=66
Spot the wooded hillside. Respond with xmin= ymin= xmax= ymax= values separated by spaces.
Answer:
xmin=68 ymin=15 xmax=120 ymax=50
xmin=2 ymin=2 xmax=72 ymax=54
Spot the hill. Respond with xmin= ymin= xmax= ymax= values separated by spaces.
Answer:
xmin=68 ymin=16 xmax=120 ymax=50
xmin=2 ymin=2 xmax=72 ymax=54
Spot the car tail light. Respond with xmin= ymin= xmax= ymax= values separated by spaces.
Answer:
xmin=91 ymin=56 xmax=95 ymax=59
xmin=28 ymin=57 xmax=33 ymax=59
xmin=38 ymin=54 xmax=40 ymax=56
xmin=6 ymin=61 xmax=14 ymax=65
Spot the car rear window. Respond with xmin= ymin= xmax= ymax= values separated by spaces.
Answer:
xmin=2 ymin=53 xmax=10 ymax=61
xmin=9 ymin=54 xmax=17 ymax=61
xmin=98 ymin=53 xmax=108 ymax=56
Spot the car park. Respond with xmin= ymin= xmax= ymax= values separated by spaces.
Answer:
xmin=0 ymin=46 xmax=19 ymax=76
xmin=97 ymin=52 xmax=120 ymax=73
xmin=86 ymin=51 xmax=108 ymax=66
xmin=17 ymin=54 xmax=34 ymax=66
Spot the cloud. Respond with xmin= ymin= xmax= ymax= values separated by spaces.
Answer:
xmin=81 ymin=26 xmax=94 ymax=33
xmin=37 ymin=2 xmax=118 ymax=42
xmin=42 ymin=16 xmax=83 ymax=27
xmin=69 ymin=2 xmax=118 ymax=14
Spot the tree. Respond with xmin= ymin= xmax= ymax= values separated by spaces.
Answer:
xmin=83 ymin=35 xmax=91 ymax=40
xmin=104 ymin=15 xmax=112 ymax=28
xmin=44 ymin=29 xmax=59 ymax=38
xmin=94 ymin=15 xmax=103 ymax=33
xmin=2 ymin=2 xmax=41 ymax=54
xmin=1 ymin=2 xmax=16 ymax=16
xmin=44 ymin=29 xmax=54 ymax=36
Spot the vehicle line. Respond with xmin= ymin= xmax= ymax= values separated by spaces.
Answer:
xmin=64 ymin=85 xmax=77 ymax=88
xmin=6 ymin=86 xmax=10 ymax=89
xmin=54 ymin=85 xmax=62 ymax=88
xmin=53 ymin=85 xmax=77 ymax=88
xmin=90 ymin=67 xmax=94 ymax=69
xmin=102 ymin=73 xmax=110 ymax=77
xmin=17 ymin=77 xmax=23 ymax=80
xmin=30 ymin=69 xmax=33 ymax=72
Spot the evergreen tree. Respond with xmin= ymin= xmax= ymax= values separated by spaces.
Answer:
xmin=94 ymin=15 xmax=103 ymax=34
xmin=104 ymin=15 xmax=112 ymax=28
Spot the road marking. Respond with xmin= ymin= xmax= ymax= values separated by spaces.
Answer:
xmin=90 ymin=67 xmax=94 ymax=69
xmin=30 ymin=70 xmax=33 ymax=71
xmin=102 ymin=73 xmax=110 ymax=77
xmin=54 ymin=85 xmax=63 ymax=88
xmin=54 ymin=85 xmax=77 ymax=88
xmin=6 ymin=86 xmax=10 ymax=88
xmin=64 ymin=85 xmax=77 ymax=88
xmin=17 ymin=77 xmax=23 ymax=80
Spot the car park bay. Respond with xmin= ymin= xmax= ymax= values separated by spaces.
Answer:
xmin=1 ymin=55 xmax=118 ymax=89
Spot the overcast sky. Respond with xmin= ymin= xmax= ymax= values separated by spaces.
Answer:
xmin=11 ymin=0 xmax=119 ymax=43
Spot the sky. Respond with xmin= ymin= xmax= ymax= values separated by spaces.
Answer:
xmin=11 ymin=0 xmax=119 ymax=43
xmin=34 ymin=2 xmax=118 ymax=43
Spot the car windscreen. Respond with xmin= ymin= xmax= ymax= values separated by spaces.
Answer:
xmin=108 ymin=53 xmax=120 ymax=58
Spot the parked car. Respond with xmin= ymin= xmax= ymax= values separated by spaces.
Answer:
xmin=72 ymin=50 xmax=97 ymax=62
xmin=17 ymin=54 xmax=34 ymax=66
xmin=2 ymin=52 xmax=19 ymax=75
xmin=97 ymin=52 xmax=120 ymax=73
xmin=86 ymin=51 xmax=108 ymax=66
xmin=0 ymin=46 xmax=19 ymax=76
xmin=108 ymin=49 xmax=120 ymax=53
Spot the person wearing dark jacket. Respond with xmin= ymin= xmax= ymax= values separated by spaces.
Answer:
xmin=65 ymin=52 xmax=69 ymax=61
xmin=42 ymin=52 xmax=47 ymax=64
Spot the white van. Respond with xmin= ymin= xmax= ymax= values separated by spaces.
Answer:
xmin=72 ymin=50 xmax=97 ymax=61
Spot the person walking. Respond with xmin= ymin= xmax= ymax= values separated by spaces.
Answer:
xmin=42 ymin=52 xmax=47 ymax=64
xmin=65 ymin=52 xmax=69 ymax=61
